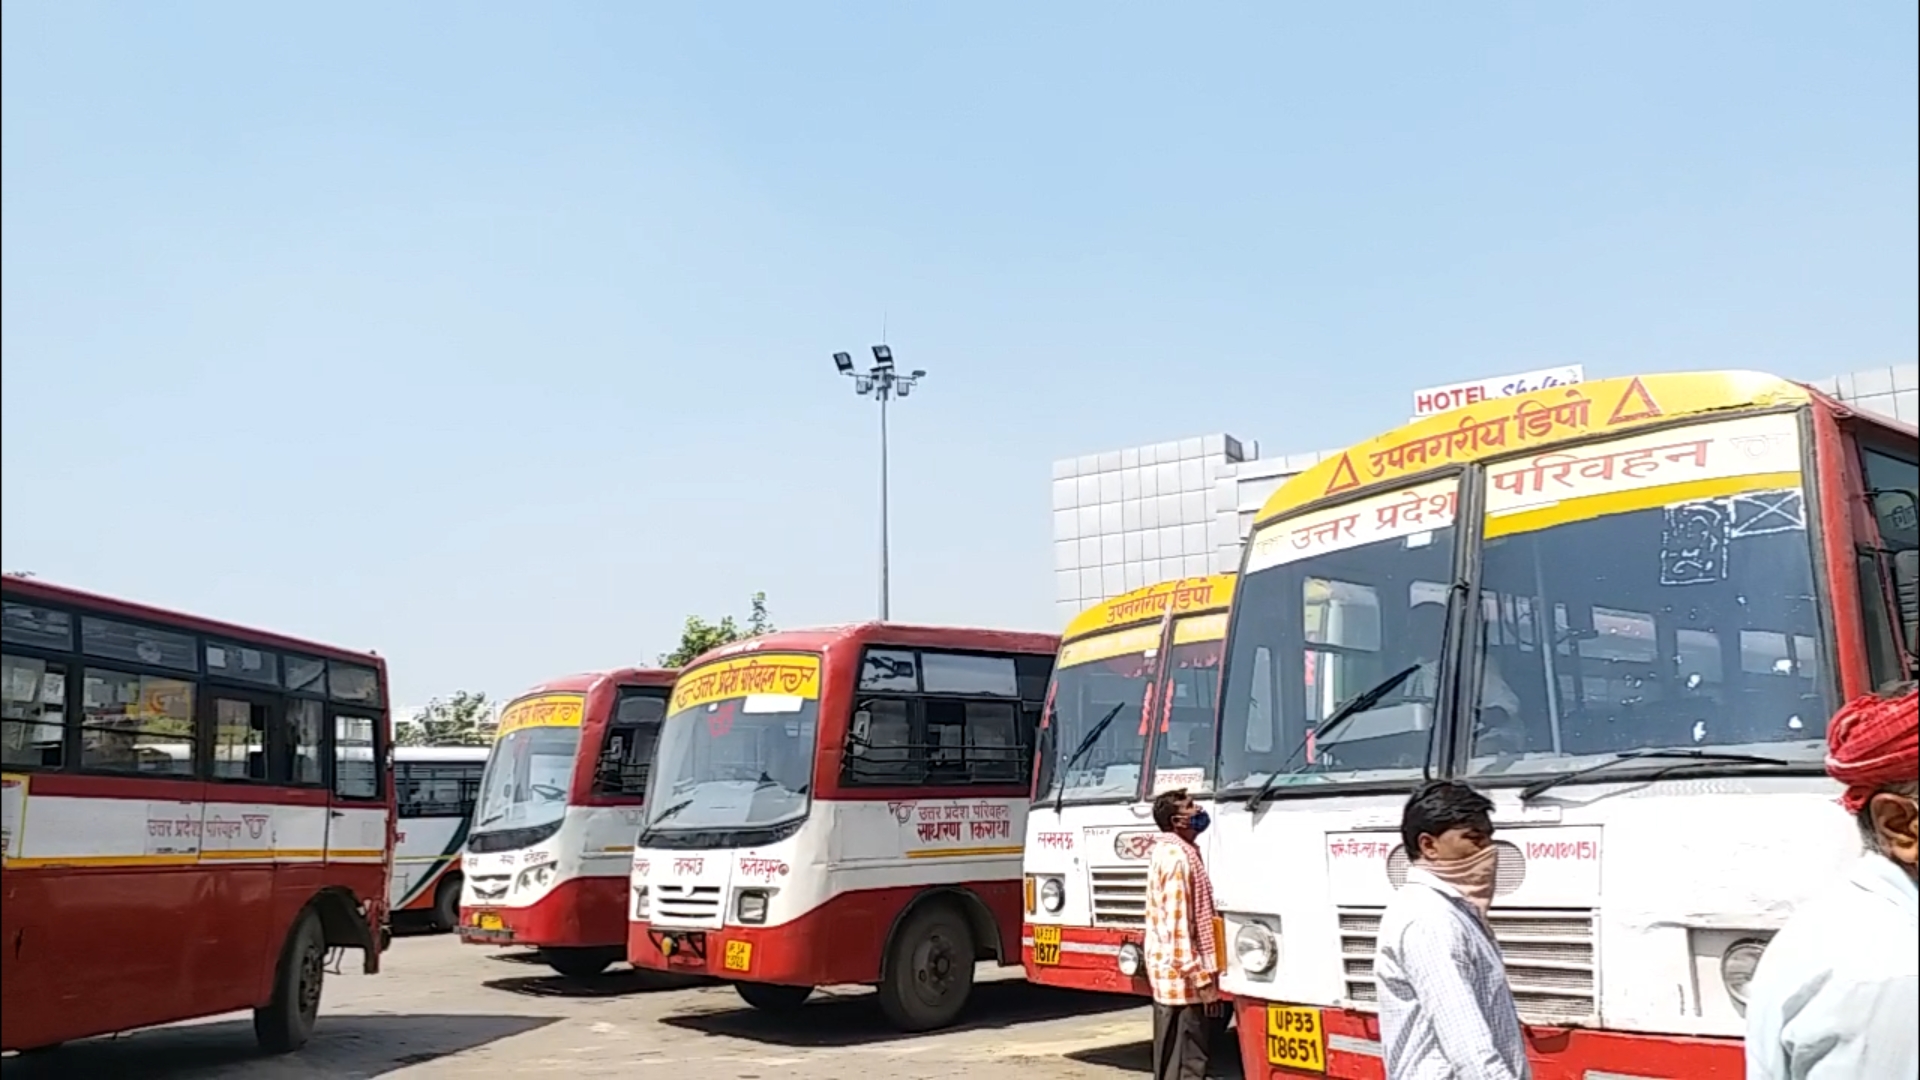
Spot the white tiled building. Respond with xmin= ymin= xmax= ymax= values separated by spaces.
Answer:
xmin=1050 ymin=365 xmax=1916 ymax=625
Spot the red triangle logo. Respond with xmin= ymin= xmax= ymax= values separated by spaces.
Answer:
xmin=1324 ymin=453 xmax=1360 ymax=494
xmin=1607 ymin=377 xmax=1662 ymax=425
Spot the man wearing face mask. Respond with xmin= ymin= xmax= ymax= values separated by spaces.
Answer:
xmin=1144 ymin=788 xmax=1219 ymax=1080
xmin=1374 ymin=780 xmax=1529 ymax=1080
xmin=1744 ymin=684 xmax=1918 ymax=1080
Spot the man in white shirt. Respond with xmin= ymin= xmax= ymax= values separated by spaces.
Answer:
xmin=1374 ymin=780 xmax=1530 ymax=1080
xmin=1745 ymin=684 xmax=1918 ymax=1080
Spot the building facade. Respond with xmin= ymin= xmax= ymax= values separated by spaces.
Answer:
xmin=1050 ymin=364 xmax=1916 ymax=625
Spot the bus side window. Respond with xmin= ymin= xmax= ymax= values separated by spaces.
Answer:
xmin=1860 ymin=442 xmax=1919 ymax=686
xmin=844 ymin=697 xmax=917 ymax=785
xmin=594 ymin=725 xmax=656 ymax=797
xmin=595 ymin=689 xmax=666 ymax=798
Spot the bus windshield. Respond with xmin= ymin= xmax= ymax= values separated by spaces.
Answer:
xmin=1219 ymin=479 xmax=1461 ymax=792
xmin=1035 ymin=624 xmax=1158 ymax=803
xmin=645 ymin=696 xmax=818 ymax=832
xmin=1150 ymin=627 xmax=1224 ymax=792
xmin=1468 ymin=413 xmax=1828 ymax=775
xmin=472 ymin=695 xmax=585 ymax=836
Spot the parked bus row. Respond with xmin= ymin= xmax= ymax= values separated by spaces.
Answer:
xmin=6 ymin=369 xmax=1914 ymax=1074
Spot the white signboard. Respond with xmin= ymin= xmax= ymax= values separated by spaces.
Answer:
xmin=1484 ymin=411 xmax=1801 ymax=517
xmin=1245 ymin=478 xmax=1458 ymax=574
xmin=1413 ymin=365 xmax=1585 ymax=419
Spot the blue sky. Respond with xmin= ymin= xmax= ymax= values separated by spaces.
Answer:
xmin=4 ymin=2 xmax=1915 ymax=714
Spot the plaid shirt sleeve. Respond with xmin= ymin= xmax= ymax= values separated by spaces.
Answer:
xmin=1144 ymin=841 xmax=1204 ymax=1004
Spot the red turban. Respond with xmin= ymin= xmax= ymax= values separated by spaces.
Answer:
xmin=1825 ymin=688 xmax=1919 ymax=814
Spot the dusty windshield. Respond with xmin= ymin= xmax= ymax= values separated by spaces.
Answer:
xmin=1218 ymin=480 xmax=1462 ymax=792
xmin=644 ymin=654 xmax=821 ymax=833
xmin=1148 ymin=617 xmax=1227 ymax=794
xmin=472 ymin=694 xmax=585 ymax=835
xmin=1034 ymin=623 xmax=1158 ymax=803
xmin=1468 ymin=412 xmax=1828 ymax=776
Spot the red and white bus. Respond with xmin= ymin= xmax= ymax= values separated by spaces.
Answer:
xmin=1206 ymin=372 xmax=1918 ymax=1079
xmin=627 ymin=624 xmax=1058 ymax=1031
xmin=1022 ymin=575 xmax=1235 ymax=995
xmin=458 ymin=668 xmax=675 ymax=978
xmin=0 ymin=576 xmax=393 ymax=1054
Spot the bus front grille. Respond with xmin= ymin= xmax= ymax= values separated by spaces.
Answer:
xmin=1336 ymin=906 xmax=1598 ymax=1026
xmin=1090 ymin=867 xmax=1150 ymax=927
xmin=651 ymin=884 xmax=724 ymax=926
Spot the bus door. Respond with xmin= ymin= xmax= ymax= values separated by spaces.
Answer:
xmin=325 ymin=710 xmax=387 ymax=873
xmin=197 ymin=682 xmax=283 ymax=1005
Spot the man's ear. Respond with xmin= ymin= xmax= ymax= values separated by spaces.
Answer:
xmin=1869 ymin=792 xmax=1920 ymax=868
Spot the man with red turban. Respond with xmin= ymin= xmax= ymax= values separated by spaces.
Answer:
xmin=1745 ymin=684 xmax=1917 ymax=1080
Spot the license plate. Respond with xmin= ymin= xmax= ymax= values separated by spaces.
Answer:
xmin=473 ymin=912 xmax=504 ymax=932
xmin=1033 ymin=925 xmax=1062 ymax=966
xmin=1265 ymin=1004 xmax=1327 ymax=1073
xmin=723 ymin=940 xmax=753 ymax=972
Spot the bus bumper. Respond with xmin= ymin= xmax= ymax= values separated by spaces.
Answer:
xmin=457 ymin=877 xmax=628 ymax=950
xmin=1231 ymin=996 xmax=1747 ymax=1080
xmin=629 ymin=919 xmax=832 ymax=987
xmin=1020 ymin=923 xmax=1153 ymax=996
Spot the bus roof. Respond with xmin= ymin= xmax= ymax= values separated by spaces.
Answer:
xmin=1256 ymin=370 xmax=1821 ymax=525
xmin=2 ymin=574 xmax=384 ymax=666
xmin=514 ymin=667 xmax=679 ymax=699
xmin=685 ymin=623 xmax=1060 ymax=670
xmin=1061 ymin=574 xmax=1236 ymax=643
xmin=394 ymin=746 xmax=492 ymax=764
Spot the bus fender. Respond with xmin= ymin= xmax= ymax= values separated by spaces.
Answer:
xmin=307 ymin=887 xmax=382 ymax=974
xmin=879 ymin=886 xmax=1003 ymax=978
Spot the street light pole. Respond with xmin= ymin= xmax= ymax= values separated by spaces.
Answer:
xmin=833 ymin=347 xmax=926 ymax=622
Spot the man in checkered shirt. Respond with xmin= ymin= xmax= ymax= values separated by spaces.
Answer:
xmin=1143 ymin=788 xmax=1219 ymax=1080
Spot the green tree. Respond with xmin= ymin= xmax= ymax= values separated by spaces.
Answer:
xmin=394 ymin=690 xmax=496 ymax=747
xmin=659 ymin=592 xmax=776 ymax=668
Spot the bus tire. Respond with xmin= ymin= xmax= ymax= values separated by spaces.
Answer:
xmin=540 ymin=946 xmax=620 ymax=978
xmin=735 ymin=981 xmax=814 ymax=1014
xmin=432 ymin=874 xmax=461 ymax=932
xmin=877 ymin=900 xmax=975 ymax=1032
xmin=254 ymin=909 xmax=326 ymax=1054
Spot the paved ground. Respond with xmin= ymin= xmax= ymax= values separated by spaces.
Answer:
xmin=1 ymin=927 xmax=1243 ymax=1078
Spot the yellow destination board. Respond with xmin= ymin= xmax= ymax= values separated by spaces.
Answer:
xmin=1258 ymin=371 xmax=1810 ymax=525
xmin=669 ymin=653 xmax=822 ymax=714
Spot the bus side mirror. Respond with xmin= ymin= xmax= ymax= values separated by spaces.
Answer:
xmin=1892 ymin=549 xmax=1919 ymax=664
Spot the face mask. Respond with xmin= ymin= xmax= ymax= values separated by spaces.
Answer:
xmin=1188 ymin=810 xmax=1212 ymax=836
xmin=1422 ymin=843 xmax=1498 ymax=917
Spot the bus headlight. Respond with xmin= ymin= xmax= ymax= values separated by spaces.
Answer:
xmin=1039 ymin=877 xmax=1066 ymax=914
xmin=516 ymin=862 xmax=557 ymax=892
xmin=632 ymin=885 xmax=650 ymax=920
xmin=1721 ymin=937 xmax=1770 ymax=1006
xmin=736 ymin=889 xmax=770 ymax=925
xmin=1235 ymin=923 xmax=1278 ymax=976
xmin=1117 ymin=941 xmax=1144 ymax=977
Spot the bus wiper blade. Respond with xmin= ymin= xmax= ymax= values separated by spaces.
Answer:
xmin=1248 ymin=664 xmax=1422 ymax=810
xmin=1519 ymin=748 xmax=1792 ymax=802
xmin=1055 ymin=700 xmax=1129 ymax=816
xmin=643 ymin=797 xmax=694 ymax=832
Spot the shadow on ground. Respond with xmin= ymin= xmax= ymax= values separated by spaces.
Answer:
xmin=0 ymin=1013 xmax=555 ymax=1079
xmin=1066 ymin=1036 xmax=1244 ymax=1078
xmin=661 ymin=978 xmax=1139 ymax=1049
xmin=483 ymin=967 xmax=714 ymax=999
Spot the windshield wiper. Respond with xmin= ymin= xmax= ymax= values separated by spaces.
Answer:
xmin=1519 ymin=748 xmax=1793 ymax=802
xmin=1246 ymin=664 xmax=1422 ymax=810
xmin=1054 ymin=700 xmax=1130 ymax=816
xmin=643 ymin=797 xmax=694 ymax=832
